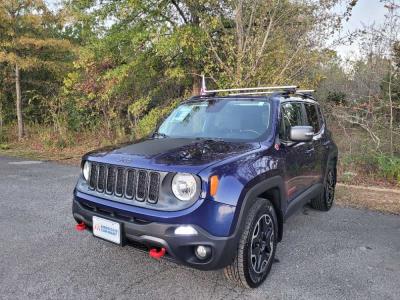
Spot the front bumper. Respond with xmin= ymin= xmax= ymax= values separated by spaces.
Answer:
xmin=72 ymin=199 xmax=238 ymax=270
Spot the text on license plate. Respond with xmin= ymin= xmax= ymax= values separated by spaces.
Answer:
xmin=92 ymin=216 xmax=121 ymax=244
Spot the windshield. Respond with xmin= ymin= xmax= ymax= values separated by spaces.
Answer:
xmin=157 ymin=99 xmax=272 ymax=141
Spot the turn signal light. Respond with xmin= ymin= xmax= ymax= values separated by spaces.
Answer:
xmin=210 ymin=175 xmax=219 ymax=196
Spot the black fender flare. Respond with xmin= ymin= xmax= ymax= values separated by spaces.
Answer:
xmin=231 ymin=175 xmax=286 ymax=243
xmin=325 ymin=150 xmax=338 ymax=183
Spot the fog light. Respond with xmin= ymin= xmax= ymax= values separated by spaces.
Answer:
xmin=174 ymin=225 xmax=198 ymax=236
xmin=195 ymin=245 xmax=211 ymax=260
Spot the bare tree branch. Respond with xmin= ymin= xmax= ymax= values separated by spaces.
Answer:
xmin=170 ymin=0 xmax=188 ymax=24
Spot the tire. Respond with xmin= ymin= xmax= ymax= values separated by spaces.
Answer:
xmin=224 ymin=198 xmax=278 ymax=288
xmin=311 ymin=164 xmax=336 ymax=211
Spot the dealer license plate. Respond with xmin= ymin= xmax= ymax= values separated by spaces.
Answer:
xmin=93 ymin=216 xmax=121 ymax=245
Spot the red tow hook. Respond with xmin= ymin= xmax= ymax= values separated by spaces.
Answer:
xmin=75 ymin=222 xmax=87 ymax=231
xmin=149 ymin=247 xmax=166 ymax=260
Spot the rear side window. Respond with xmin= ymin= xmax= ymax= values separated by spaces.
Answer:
xmin=305 ymin=103 xmax=321 ymax=133
xmin=279 ymin=102 xmax=304 ymax=141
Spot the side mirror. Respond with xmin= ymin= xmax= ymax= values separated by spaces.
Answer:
xmin=290 ymin=126 xmax=314 ymax=142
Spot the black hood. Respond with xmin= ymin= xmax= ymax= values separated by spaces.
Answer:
xmin=84 ymin=138 xmax=260 ymax=173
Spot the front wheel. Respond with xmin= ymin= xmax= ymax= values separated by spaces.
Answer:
xmin=224 ymin=198 xmax=277 ymax=288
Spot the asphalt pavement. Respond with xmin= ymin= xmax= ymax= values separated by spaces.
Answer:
xmin=0 ymin=156 xmax=399 ymax=300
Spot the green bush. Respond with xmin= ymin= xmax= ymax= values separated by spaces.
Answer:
xmin=0 ymin=143 xmax=10 ymax=150
xmin=340 ymin=151 xmax=400 ymax=184
xmin=0 ymin=131 xmax=7 ymax=144
xmin=375 ymin=155 xmax=400 ymax=183
xmin=136 ymin=99 xmax=179 ymax=138
xmin=326 ymin=91 xmax=346 ymax=105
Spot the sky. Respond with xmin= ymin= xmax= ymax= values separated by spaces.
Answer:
xmin=335 ymin=0 xmax=389 ymax=59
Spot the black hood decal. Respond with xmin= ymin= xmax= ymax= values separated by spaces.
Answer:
xmin=85 ymin=137 xmax=260 ymax=168
xmin=155 ymin=139 xmax=255 ymax=165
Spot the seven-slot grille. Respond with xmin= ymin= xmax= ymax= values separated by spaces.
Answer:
xmin=88 ymin=162 xmax=160 ymax=203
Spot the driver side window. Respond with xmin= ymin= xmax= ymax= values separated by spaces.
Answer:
xmin=279 ymin=102 xmax=304 ymax=141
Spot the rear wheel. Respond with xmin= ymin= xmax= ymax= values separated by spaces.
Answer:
xmin=224 ymin=198 xmax=277 ymax=288
xmin=311 ymin=165 xmax=336 ymax=211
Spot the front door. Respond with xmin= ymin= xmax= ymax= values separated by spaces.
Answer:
xmin=279 ymin=102 xmax=316 ymax=202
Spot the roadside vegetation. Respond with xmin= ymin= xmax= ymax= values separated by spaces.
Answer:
xmin=0 ymin=0 xmax=399 ymax=187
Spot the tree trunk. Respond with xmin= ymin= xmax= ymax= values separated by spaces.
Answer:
xmin=192 ymin=74 xmax=201 ymax=96
xmin=388 ymin=68 xmax=393 ymax=156
xmin=15 ymin=64 xmax=24 ymax=140
xmin=188 ymin=4 xmax=201 ymax=96
xmin=235 ymin=0 xmax=244 ymax=85
xmin=0 ymin=98 xmax=3 ymax=134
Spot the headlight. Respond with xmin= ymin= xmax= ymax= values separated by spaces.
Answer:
xmin=82 ymin=161 xmax=91 ymax=181
xmin=171 ymin=173 xmax=197 ymax=201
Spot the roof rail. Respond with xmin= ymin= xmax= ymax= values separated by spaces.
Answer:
xmin=202 ymin=86 xmax=298 ymax=96
xmin=297 ymin=89 xmax=315 ymax=94
xmin=200 ymin=75 xmax=313 ymax=97
xmin=204 ymin=85 xmax=297 ymax=94
xmin=228 ymin=91 xmax=280 ymax=96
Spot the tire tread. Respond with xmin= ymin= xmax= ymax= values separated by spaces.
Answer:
xmin=224 ymin=198 xmax=275 ymax=288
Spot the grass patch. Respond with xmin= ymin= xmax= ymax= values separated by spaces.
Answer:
xmin=336 ymin=184 xmax=400 ymax=215
xmin=0 ymin=124 xmax=130 ymax=165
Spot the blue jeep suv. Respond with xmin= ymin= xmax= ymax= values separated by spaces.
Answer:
xmin=72 ymin=86 xmax=338 ymax=288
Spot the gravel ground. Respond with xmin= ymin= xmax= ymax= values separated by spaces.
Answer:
xmin=0 ymin=156 xmax=399 ymax=300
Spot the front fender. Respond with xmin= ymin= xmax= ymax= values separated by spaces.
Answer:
xmin=198 ymin=147 xmax=281 ymax=207
xmin=231 ymin=175 xmax=286 ymax=240
xmin=198 ymin=147 xmax=286 ymax=239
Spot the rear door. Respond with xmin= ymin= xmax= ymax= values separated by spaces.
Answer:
xmin=279 ymin=101 xmax=316 ymax=201
xmin=304 ymin=102 xmax=324 ymax=184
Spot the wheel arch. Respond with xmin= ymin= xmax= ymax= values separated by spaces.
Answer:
xmin=258 ymin=187 xmax=284 ymax=242
xmin=232 ymin=175 xmax=286 ymax=243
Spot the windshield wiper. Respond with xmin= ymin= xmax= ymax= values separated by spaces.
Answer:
xmin=195 ymin=137 xmax=226 ymax=142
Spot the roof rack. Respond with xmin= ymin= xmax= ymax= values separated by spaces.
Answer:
xmin=204 ymin=85 xmax=298 ymax=95
xmin=200 ymin=75 xmax=313 ymax=97
xmin=202 ymin=85 xmax=298 ymax=96
xmin=229 ymin=91 xmax=286 ymax=96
